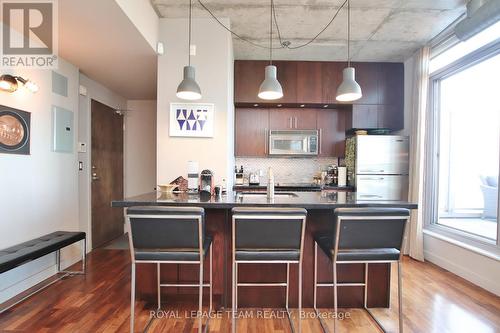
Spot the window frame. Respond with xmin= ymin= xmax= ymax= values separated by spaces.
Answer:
xmin=425 ymin=39 xmax=500 ymax=257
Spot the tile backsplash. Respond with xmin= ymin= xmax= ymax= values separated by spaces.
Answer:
xmin=235 ymin=157 xmax=339 ymax=184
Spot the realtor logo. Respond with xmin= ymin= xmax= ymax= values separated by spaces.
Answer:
xmin=1 ymin=0 xmax=58 ymax=68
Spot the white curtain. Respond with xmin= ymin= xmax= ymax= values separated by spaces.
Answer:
xmin=407 ymin=46 xmax=430 ymax=262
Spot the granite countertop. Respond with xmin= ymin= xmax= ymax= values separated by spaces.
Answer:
xmin=112 ymin=191 xmax=417 ymax=210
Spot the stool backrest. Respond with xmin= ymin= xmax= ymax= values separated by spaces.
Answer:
xmin=126 ymin=206 xmax=204 ymax=254
xmin=232 ymin=207 xmax=307 ymax=251
xmin=334 ymin=208 xmax=410 ymax=251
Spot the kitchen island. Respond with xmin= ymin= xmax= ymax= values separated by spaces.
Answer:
xmin=112 ymin=191 xmax=417 ymax=309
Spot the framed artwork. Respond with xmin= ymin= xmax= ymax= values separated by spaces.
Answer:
xmin=0 ymin=105 xmax=31 ymax=155
xmin=170 ymin=103 xmax=215 ymax=138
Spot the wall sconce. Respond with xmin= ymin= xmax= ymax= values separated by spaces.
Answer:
xmin=0 ymin=74 xmax=39 ymax=93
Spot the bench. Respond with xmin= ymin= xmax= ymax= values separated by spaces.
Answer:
xmin=0 ymin=231 xmax=86 ymax=313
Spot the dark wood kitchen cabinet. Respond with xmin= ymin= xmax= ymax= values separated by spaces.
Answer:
xmin=234 ymin=60 xmax=297 ymax=104
xmin=234 ymin=60 xmax=405 ymax=130
xmin=317 ymin=109 xmax=350 ymax=157
xmin=235 ymin=108 xmax=269 ymax=157
xmin=297 ymin=62 xmax=323 ymax=103
xmin=269 ymin=108 xmax=317 ymax=130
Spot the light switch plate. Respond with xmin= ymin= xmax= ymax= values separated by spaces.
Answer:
xmin=78 ymin=142 xmax=87 ymax=153
xmin=52 ymin=106 xmax=74 ymax=153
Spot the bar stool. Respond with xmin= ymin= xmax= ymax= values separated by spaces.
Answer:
xmin=126 ymin=206 xmax=213 ymax=333
xmin=313 ymin=207 xmax=410 ymax=333
xmin=231 ymin=207 xmax=307 ymax=333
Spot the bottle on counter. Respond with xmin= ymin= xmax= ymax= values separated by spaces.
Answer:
xmin=267 ymin=167 xmax=275 ymax=199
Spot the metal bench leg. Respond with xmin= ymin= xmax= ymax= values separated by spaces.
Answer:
xmin=57 ymin=239 xmax=86 ymax=275
xmin=157 ymin=263 xmax=161 ymax=310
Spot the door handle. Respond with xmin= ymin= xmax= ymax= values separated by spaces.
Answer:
xmin=92 ymin=172 xmax=100 ymax=181
xmin=264 ymin=128 xmax=268 ymax=154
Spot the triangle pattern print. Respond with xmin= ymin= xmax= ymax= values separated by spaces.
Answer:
xmin=176 ymin=109 xmax=187 ymax=130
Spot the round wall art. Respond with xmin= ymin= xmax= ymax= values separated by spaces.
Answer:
xmin=0 ymin=107 xmax=31 ymax=155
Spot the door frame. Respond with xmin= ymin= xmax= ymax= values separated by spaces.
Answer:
xmin=77 ymin=77 xmax=126 ymax=251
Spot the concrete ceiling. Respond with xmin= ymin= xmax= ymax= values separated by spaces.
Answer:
xmin=59 ymin=0 xmax=157 ymax=99
xmin=152 ymin=0 xmax=466 ymax=62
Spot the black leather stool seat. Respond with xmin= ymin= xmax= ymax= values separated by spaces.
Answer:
xmin=235 ymin=249 xmax=300 ymax=261
xmin=135 ymin=235 xmax=213 ymax=261
xmin=314 ymin=233 xmax=400 ymax=262
xmin=0 ymin=231 xmax=86 ymax=274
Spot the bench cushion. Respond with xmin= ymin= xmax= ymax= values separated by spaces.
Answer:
xmin=0 ymin=231 xmax=86 ymax=274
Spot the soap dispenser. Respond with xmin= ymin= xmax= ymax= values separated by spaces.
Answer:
xmin=267 ymin=167 xmax=275 ymax=199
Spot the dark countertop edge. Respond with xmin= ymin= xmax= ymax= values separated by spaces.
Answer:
xmin=111 ymin=201 xmax=418 ymax=210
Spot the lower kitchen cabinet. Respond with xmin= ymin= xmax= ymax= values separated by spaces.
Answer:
xmin=235 ymin=108 xmax=269 ymax=157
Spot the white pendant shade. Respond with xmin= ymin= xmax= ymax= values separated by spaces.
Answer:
xmin=336 ymin=67 xmax=362 ymax=102
xmin=176 ymin=65 xmax=202 ymax=100
xmin=258 ymin=65 xmax=283 ymax=100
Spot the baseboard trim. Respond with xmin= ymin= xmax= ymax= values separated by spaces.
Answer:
xmin=424 ymin=249 xmax=500 ymax=296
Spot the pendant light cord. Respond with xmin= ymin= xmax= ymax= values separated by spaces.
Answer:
xmin=347 ymin=0 xmax=351 ymax=67
xmin=269 ymin=0 xmax=273 ymax=64
xmin=197 ymin=0 xmax=347 ymax=50
xmin=188 ymin=0 xmax=192 ymax=66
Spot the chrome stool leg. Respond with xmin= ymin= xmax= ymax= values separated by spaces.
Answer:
xmin=130 ymin=263 xmax=136 ymax=333
xmin=157 ymin=263 xmax=161 ymax=310
xmin=398 ymin=261 xmax=403 ymax=333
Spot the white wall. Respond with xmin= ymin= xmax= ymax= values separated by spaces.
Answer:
xmin=157 ymin=18 xmax=234 ymax=187
xmin=77 ymin=74 xmax=127 ymax=249
xmin=124 ymin=100 xmax=157 ymax=197
xmin=0 ymin=60 xmax=81 ymax=303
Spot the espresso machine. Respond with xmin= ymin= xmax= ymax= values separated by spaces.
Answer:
xmin=200 ymin=169 xmax=214 ymax=195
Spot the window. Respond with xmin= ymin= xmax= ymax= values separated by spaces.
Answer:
xmin=428 ymin=26 xmax=500 ymax=252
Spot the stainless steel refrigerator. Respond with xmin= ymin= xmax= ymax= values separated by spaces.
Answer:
xmin=345 ymin=135 xmax=409 ymax=201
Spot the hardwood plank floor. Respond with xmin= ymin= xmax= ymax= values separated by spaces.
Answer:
xmin=0 ymin=249 xmax=499 ymax=333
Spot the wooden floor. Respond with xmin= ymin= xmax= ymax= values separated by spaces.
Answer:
xmin=0 ymin=249 xmax=499 ymax=333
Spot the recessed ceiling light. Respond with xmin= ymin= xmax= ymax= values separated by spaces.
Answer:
xmin=300 ymin=104 xmax=305 ymax=108
xmin=277 ymin=104 xmax=282 ymax=107
xmin=253 ymin=104 xmax=259 ymax=107
xmin=323 ymin=105 xmax=329 ymax=108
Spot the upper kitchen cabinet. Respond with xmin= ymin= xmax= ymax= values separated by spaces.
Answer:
xmin=378 ymin=63 xmax=404 ymax=106
xmin=321 ymin=62 xmax=343 ymax=104
xmin=317 ymin=109 xmax=351 ymax=157
xmin=235 ymin=108 xmax=269 ymax=157
xmin=296 ymin=62 xmax=323 ymax=103
xmin=234 ymin=60 xmax=266 ymax=104
xmin=270 ymin=108 xmax=317 ymax=130
xmin=234 ymin=60 xmax=297 ymax=104
xmin=352 ymin=62 xmax=379 ymax=105
xmin=272 ymin=61 xmax=298 ymax=103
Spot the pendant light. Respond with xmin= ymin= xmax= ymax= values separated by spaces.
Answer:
xmin=258 ymin=0 xmax=283 ymax=100
xmin=336 ymin=0 xmax=362 ymax=102
xmin=176 ymin=0 xmax=202 ymax=100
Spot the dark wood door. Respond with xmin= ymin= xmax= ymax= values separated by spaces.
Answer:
xmin=352 ymin=104 xmax=379 ymax=128
xmin=322 ymin=61 xmax=344 ymax=104
xmin=235 ymin=108 xmax=269 ymax=157
xmin=352 ymin=62 xmax=379 ymax=105
xmin=317 ymin=109 xmax=350 ymax=157
xmin=91 ymin=100 xmax=124 ymax=249
xmin=269 ymin=108 xmax=317 ymax=130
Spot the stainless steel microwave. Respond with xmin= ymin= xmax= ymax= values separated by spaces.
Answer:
xmin=269 ymin=130 xmax=319 ymax=156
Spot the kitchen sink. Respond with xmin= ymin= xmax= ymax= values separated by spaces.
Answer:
xmin=236 ymin=192 xmax=298 ymax=198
